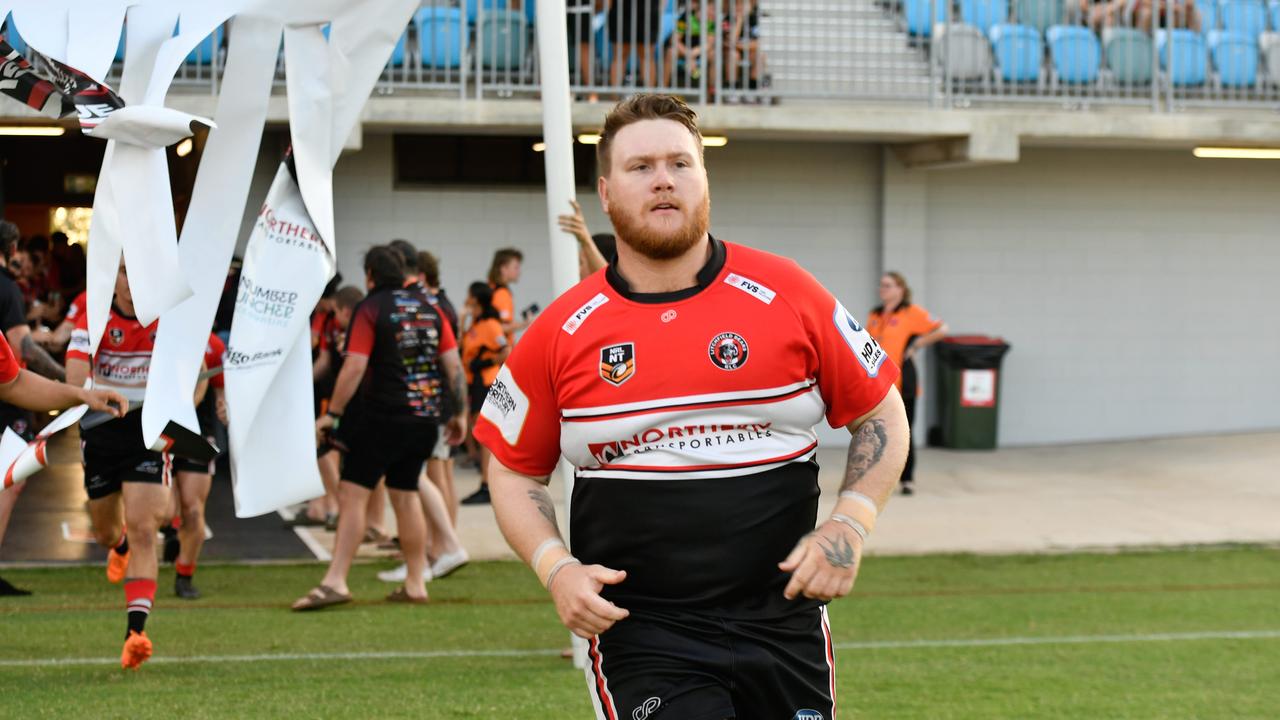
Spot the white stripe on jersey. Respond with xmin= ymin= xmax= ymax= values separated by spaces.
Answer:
xmin=562 ymin=388 xmax=826 ymax=478
xmin=560 ymin=379 xmax=816 ymax=419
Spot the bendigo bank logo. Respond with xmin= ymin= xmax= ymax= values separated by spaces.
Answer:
xmin=599 ymin=342 xmax=635 ymax=386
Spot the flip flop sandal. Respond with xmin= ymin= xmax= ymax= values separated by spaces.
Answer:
xmin=385 ymin=586 xmax=429 ymax=604
xmin=291 ymin=584 xmax=352 ymax=611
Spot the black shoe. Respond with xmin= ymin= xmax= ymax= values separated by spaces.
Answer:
xmin=460 ymin=486 xmax=491 ymax=506
xmin=900 ymin=481 xmax=915 ymax=496
xmin=175 ymin=575 xmax=201 ymax=600
xmin=0 ymin=576 xmax=32 ymax=596
xmin=162 ymin=526 xmax=180 ymax=564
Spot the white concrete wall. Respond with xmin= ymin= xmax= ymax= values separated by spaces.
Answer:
xmin=924 ymin=148 xmax=1280 ymax=445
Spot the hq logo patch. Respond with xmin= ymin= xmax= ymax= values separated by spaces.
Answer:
xmin=599 ymin=342 xmax=636 ymax=386
xmin=708 ymin=332 xmax=749 ymax=371
xmin=108 ymin=328 xmax=125 ymax=345
xmin=792 ymin=711 xmax=825 ymax=720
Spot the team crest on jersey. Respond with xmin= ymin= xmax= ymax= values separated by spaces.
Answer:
xmin=599 ymin=343 xmax=635 ymax=386
xmin=108 ymin=328 xmax=124 ymax=345
xmin=708 ymin=332 xmax=749 ymax=371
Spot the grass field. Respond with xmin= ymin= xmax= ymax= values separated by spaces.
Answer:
xmin=2 ymin=546 xmax=1279 ymax=719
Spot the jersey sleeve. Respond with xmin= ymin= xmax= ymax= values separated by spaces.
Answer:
xmin=344 ymin=301 xmax=377 ymax=358
xmin=66 ymin=307 xmax=91 ymax=363
xmin=206 ymin=334 xmax=226 ymax=389
xmin=472 ymin=317 xmax=562 ymax=477
xmin=912 ymin=304 xmax=943 ymax=336
xmin=789 ymin=266 xmax=900 ymax=428
xmin=492 ymin=286 xmax=514 ymax=323
xmin=436 ymin=307 xmax=457 ymax=353
xmin=65 ymin=291 xmax=87 ymax=322
xmin=0 ymin=332 xmax=20 ymax=384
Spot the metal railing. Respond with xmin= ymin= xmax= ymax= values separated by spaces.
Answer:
xmin=65 ymin=0 xmax=1280 ymax=111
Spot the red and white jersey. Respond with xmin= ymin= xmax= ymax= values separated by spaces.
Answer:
xmin=204 ymin=333 xmax=226 ymax=390
xmin=474 ymin=238 xmax=898 ymax=615
xmin=0 ymin=333 xmax=20 ymax=385
xmin=64 ymin=291 xmax=87 ymax=324
xmin=67 ymin=305 xmax=157 ymax=404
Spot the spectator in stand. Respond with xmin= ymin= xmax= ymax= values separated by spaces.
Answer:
xmin=725 ymin=0 xmax=765 ymax=97
xmin=1134 ymin=0 xmax=1201 ymax=32
xmin=608 ymin=0 xmax=664 ymax=88
xmin=568 ymin=0 xmax=605 ymax=88
xmin=666 ymin=0 xmax=719 ymax=90
xmin=1083 ymin=0 xmax=1125 ymax=33
xmin=865 ymin=272 xmax=948 ymax=496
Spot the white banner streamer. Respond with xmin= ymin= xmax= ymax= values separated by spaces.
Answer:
xmin=142 ymin=14 xmax=280 ymax=450
xmin=0 ymin=404 xmax=88 ymax=494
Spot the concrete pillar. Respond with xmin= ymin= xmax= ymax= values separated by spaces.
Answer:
xmin=879 ymin=147 xmax=931 ymax=446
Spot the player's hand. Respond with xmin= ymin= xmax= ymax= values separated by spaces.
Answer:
xmin=778 ymin=520 xmax=864 ymax=602
xmin=548 ymin=563 xmax=630 ymax=638
xmin=557 ymin=199 xmax=592 ymax=246
xmin=216 ymin=396 xmax=229 ymax=427
xmin=81 ymin=388 xmax=128 ymax=418
xmin=315 ymin=415 xmax=335 ymax=446
xmin=445 ymin=413 xmax=467 ymax=446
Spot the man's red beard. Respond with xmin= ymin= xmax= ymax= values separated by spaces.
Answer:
xmin=608 ymin=191 xmax=711 ymax=261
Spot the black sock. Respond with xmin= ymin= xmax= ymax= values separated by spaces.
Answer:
xmin=114 ymin=535 xmax=130 ymax=556
xmin=126 ymin=610 xmax=148 ymax=638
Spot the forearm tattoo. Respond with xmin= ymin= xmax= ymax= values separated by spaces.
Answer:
xmin=450 ymin=368 xmax=468 ymax=416
xmin=21 ymin=335 xmax=65 ymax=381
xmin=527 ymin=488 xmax=557 ymax=527
xmin=818 ymin=533 xmax=855 ymax=569
xmin=840 ymin=418 xmax=888 ymax=492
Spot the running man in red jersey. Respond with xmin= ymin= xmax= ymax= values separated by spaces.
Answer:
xmin=474 ymin=95 xmax=910 ymax=720
xmin=66 ymin=263 xmax=178 ymax=669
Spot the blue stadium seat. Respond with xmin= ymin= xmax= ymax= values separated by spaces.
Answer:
xmin=466 ymin=0 xmax=510 ymax=25
xmin=1102 ymin=27 xmax=1154 ymax=84
xmin=961 ymin=0 xmax=1009 ymax=33
xmin=115 ymin=30 xmax=126 ymax=62
xmin=479 ymin=9 xmax=527 ymax=70
xmin=905 ymin=0 xmax=951 ymax=36
xmin=1156 ymin=28 xmax=1207 ymax=84
xmin=1207 ymin=29 xmax=1259 ymax=84
xmin=1046 ymin=24 xmax=1101 ymax=82
xmin=989 ymin=23 xmax=1044 ymax=81
xmin=417 ymin=7 xmax=466 ymax=68
xmin=183 ymin=26 xmax=222 ymax=65
xmin=1014 ymin=0 xmax=1063 ymax=32
xmin=1262 ymin=30 xmax=1280 ymax=84
xmin=1271 ymin=0 xmax=1280 ymax=31
xmin=1220 ymin=0 xmax=1268 ymax=39
xmin=933 ymin=22 xmax=995 ymax=79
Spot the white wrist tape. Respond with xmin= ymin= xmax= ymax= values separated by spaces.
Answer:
xmin=531 ymin=538 xmax=566 ymax=575
xmin=839 ymin=490 xmax=879 ymax=518
xmin=830 ymin=513 xmax=869 ymax=542
xmin=544 ymin=556 xmax=581 ymax=591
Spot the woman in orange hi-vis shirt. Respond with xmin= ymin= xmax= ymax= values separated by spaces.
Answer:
xmin=866 ymin=272 xmax=948 ymax=495
xmin=461 ymin=282 xmax=510 ymax=500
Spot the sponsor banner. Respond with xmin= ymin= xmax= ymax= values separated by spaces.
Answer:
xmin=225 ymin=158 xmax=330 ymax=517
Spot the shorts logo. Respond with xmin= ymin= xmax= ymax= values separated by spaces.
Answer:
xmin=633 ymin=697 xmax=661 ymax=720
xmin=599 ymin=343 xmax=635 ymax=386
xmin=108 ymin=328 xmax=124 ymax=345
xmin=793 ymin=712 xmax=824 ymax=720
xmin=708 ymin=332 xmax=749 ymax=371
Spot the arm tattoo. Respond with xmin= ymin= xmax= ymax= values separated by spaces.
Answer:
xmin=840 ymin=418 xmax=888 ymax=493
xmin=21 ymin=335 xmax=65 ymax=381
xmin=450 ymin=369 xmax=468 ymax=417
xmin=818 ymin=533 xmax=855 ymax=569
xmin=527 ymin=488 xmax=557 ymax=527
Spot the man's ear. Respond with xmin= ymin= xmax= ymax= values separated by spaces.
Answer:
xmin=598 ymin=175 xmax=610 ymax=214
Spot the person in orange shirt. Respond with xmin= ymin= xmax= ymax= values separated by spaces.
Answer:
xmin=461 ymin=282 xmax=510 ymax=504
xmin=866 ymin=272 xmax=948 ymax=495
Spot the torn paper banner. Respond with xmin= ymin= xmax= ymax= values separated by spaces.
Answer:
xmin=0 ymin=404 xmax=88 ymax=493
xmin=224 ymin=155 xmax=332 ymax=517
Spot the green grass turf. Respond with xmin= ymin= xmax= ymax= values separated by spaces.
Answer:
xmin=1 ymin=547 xmax=1278 ymax=719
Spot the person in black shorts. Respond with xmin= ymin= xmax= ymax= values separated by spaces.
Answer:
xmin=292 ymin=246 xmax=468 ymax=610
xmin=474 ymin=95 xmax=910 ymax=719
xmin=166 ymin=332 xmax=226 ymax=600
xmin=608 ymin=0 xmax=663 ymax=87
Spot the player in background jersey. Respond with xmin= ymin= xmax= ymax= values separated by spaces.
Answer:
xmin=474 ymin=95 xmax=910 ymax=719
xmin=291 ymin=277 xmax=346 ymax=528
xmin=292 ymin=247 xmax=467 ymax=610
xmin=65 ymin=262 xmax=180 ymax=669
xmin=165 ymin=333 xmax=226 ymax=600
xmin=34 ymin=288 xmax=85 ymax=352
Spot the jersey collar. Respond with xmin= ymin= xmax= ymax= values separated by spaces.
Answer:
xmin=605 ymin=235 xmax=725 ymax=304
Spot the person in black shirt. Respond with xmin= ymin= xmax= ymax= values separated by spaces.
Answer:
xmin=292 ymin=247 xmax=468 ymax=610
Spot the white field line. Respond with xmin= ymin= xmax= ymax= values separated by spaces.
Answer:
xmin=2 ymin=630 xmax=1277 ymax=669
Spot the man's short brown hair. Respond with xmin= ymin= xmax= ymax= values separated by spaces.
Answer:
xmin=417 ymin=251 xmax=440 ymax=288
xmin=597 ymin=94 xmax=703 ymax=177
xmin=334 ymin=285 xmax=365 ymax=310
